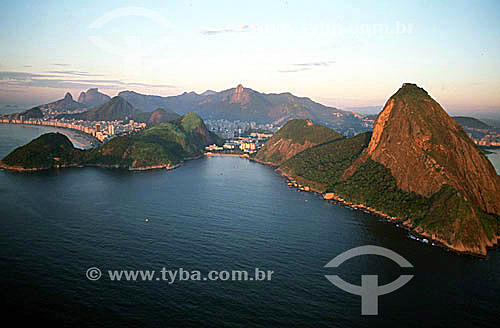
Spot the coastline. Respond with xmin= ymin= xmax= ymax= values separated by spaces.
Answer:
xmin=0 ymin=122 xmax=99 ymax=150
xmin=205 ymin=152 xmax=250 ymax=158
xmin=254 ymin=159 xmax=498 ymax=258
xmin=0 ymin=160 xmax=182 ymax=172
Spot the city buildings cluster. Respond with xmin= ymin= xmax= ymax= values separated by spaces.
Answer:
xmin=205 ymin=119 xmax=279 ymax=139
xmin=0 ymin=117 xmax=146 ymax=143
xmin=205 ymin=132 xmax=274 ymax=154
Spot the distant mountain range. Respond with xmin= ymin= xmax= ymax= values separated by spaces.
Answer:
xmin=8 ymin=85 xmax=500 ymax=138
xmin=57 ymin=96 xmax=179 ymax=125
xmin=58 ymin=96 xmax=140 ymax=121
xmin=38 ymin=88 xmax=111 ymax=112
xmin=23 ymin=85 xmax=369 ymax=134
xmin=453 ymin=116 xmax=499 ymax=141
xmin=118 ymin=84 xmax=370 ymax=134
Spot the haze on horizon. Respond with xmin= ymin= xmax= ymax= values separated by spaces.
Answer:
xmin=0 ymin=0 xmax=499 ymax=114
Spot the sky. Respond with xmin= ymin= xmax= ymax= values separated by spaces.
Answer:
xmin=0 ymin=0 xmax=499 ymax=113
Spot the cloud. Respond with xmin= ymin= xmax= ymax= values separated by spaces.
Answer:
xmin=45 ymin=70 xmax=103 ymax=77
xmin=0 ymin=71 xmax=60 ymax=80
xmin=201 ymin=24 xmax=250 ymax=35
xmin=293 ymin=60 xmax=336 ymax=67
xmin=277 ymin=68 xmax=311 ymax=73
xmin=0 ymin=71 xmax=177 ymax=91
xmin=468 ymin=82 xmax=487 ymax=86
xmin=0 ymin=87 xmax=24 ymax=93
xmin=277 ymin=60 xmax=336 ymax=73
xmin=52 ymin=63 xmax=70 ymax=67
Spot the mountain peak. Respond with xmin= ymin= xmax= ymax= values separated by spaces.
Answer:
xmin=394 ymin=83 xmax=429 ymax=98
xmin=201 ymin=90 xmax=216 ymax=96
xmin=64 ymin=92 xmax=73 ymax=100
xmin=366 ymin=85 xmax=500 ymax=216
xmin=109 ymin=96 xmax=126 ymax=103
xmin=78 ymin=88 xmax=111 ymax=107
xmin=229 ymin=84 xmax=250 ymax=105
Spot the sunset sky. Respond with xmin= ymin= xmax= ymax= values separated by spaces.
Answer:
xmin=1 ymin=0 xmax=499 ymax=113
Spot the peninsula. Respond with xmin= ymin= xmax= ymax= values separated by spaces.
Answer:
xmin=256 ymin=83 xmax=500 ymax=257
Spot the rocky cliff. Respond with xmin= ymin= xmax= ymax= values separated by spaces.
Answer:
xmin=341 ymin=83 xmax=500 ymax=256
xmin=78 ymin=88 xmax=111 ymax=108
xmin=255 ymin=119 xmax=343 ymax=165
xmin=366 ymin=83 xmax=500 ymax=216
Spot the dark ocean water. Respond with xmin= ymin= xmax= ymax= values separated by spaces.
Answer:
xmin=0 ymin=125 xmax=499 ymax=327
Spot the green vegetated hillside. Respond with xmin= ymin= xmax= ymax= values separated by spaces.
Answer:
xmin=58 ymin=96 xmax=139 ymax=121
xmin=133 ymin=108 xmax=181 ymax=126
xmin=1 ymin=133 xmax=85 ymax=169
xmin=255 ymin=119 xmax=344 ymax=165
xmin=279 ymin=132 xmax=371 ymax=188
xmin=1 ymin=113 xmax=222 ymax=170
xmin=87 ymin=113 xmax=222 ymax=167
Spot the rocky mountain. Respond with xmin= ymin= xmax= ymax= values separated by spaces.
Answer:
xmin=77 ymin=88 xmax=111 ymax=108
xmin=120 ymin=85 xmax=370 ymax=135
xmin=350 ymin=83 xmax=500 ymax=255
xmin=254 ymin=119 xmax=343 ymax=165
xmin=364 ymin=83 xmax=500 ymax=214
xmin=453 ymin=116 xmax=499 ymax=141
xmin=4 ymin=106 xmax=44 ymax=120
xmin=117 ymin=90 xmax=185 ymax=113
xmin=58 ymin=96 xmax=139 ymax=122
xmin=133 ymin=108 xmax=180 ymax=126
xmin=453 ymin=116 xmax=492 ymax=130
xmin=1 ymin=113 xmax=222 ymax=170
xmin=262 ymin=83 xmax=500 ymax=256
xmin=40 ymin=92 xmax=84 ymax=112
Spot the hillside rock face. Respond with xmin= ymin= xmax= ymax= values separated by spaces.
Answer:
xmin=41 ymin=92 xmax=83 ymax=112
xmin=255 ymin=119 xmax=343 ymax=165
xmin=78 ymin=88 xmax=111 ymax=107
xmin=229 ymin=84 xmax=250 ymax=105
xmin=59 ymin=96 xmax=139 ymax=122
xmin=147 ymin=108 xmax=180 ymax=126
xmin=367 ymin=83 xmax=500 ymax=216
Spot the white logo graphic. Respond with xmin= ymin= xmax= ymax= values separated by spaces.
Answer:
xmin=324 ymin=245 xmax=413 ymax=315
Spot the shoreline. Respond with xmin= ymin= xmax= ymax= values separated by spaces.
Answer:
xmin=0 ymin=160 xmax=182 ymax=172
xmin=0 ymin=122 xmax=100 ymax=150
xmin=205 ymin=152 xmax=250 ymax=158
xmin=253 ymin=159 xmax=498 ymax=258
